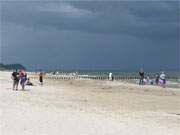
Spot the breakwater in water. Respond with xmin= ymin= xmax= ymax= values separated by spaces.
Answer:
xmin=29 ymin=71 xmax=180 ymax=81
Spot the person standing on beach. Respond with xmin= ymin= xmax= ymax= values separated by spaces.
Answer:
xmin=159 ymin=72 xmax=166 ymax=88
xmin=155 ymin=73 xmax=160 ymax=85
xmin=19 ymin=70 xmax=27 ymax=90
xmin=139 ymin=68 xmax=144 ymax=85
xmin=11 ymin=69 xmax=19 ymax=90
xmin=109 ymin=72 xmax=113 ymax=81
xmin=39 ymin=71 xmax=44 ymax=85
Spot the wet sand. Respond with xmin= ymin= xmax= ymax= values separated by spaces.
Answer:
xmin=0 ymin=71 xmax=180 ymax=135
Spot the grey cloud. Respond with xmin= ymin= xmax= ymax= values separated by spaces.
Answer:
xmin=2 ymin=1 xmax=179 ymax=40
xmin=1 ymin=1 xmax=179 ymax=71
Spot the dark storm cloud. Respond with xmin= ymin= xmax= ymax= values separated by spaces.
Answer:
xmin=1 ymin=1 xmax=179 ymax=71
xmin=2 ymin=1 xmax=179 ymax=39
xmin=68 ymin=1 xmax=179 ymax=39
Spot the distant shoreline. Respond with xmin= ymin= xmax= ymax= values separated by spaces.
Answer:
xmin=0 ymin=63 xmax=26 ymax=70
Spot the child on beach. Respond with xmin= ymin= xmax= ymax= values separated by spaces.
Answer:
xmin=26 ymin=78 xmax=34 ymax=86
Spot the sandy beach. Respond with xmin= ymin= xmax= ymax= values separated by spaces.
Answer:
xmin=0 ymin=71 xmax=180 ymax=135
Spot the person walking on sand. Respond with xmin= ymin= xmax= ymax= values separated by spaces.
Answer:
xmin=11 ymin=69 xmax=19 ymax=90
xmin=19 ymin=70 xmax=27 ymax=90
xmin=39 ymin=71 xmax=45 ymax=85
xmin=139 ymin=68 xmax=144 ymax=85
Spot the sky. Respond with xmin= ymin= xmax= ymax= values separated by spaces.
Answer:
xmin=0 ymin=0 xmax=179 ymax=71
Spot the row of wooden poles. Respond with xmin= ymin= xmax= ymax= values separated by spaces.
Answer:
xmin=30 ymin=75 xmax=179 ymax=81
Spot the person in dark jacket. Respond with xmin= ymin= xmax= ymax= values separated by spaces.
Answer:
xmin=11 ymin=69 xmax=19 ymax=90
xmin=139 ymin=68 xmax=144 ymax=85
xmin=155 ymin=73 xmax=160 ymax=85
xmin=39 ymin=70 xmax=45 ymax=85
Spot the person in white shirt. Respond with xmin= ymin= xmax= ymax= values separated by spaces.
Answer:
xmin=109 ymin=72 xmax=113 ymax=81
xmin=159 ymin=72 xmax=166 ymax=87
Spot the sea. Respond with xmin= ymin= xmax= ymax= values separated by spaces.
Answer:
xmin=47 ymin=69 xmax=179 ymax=80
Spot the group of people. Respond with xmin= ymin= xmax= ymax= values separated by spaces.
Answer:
xmin=139 ymin=68 xmax=166 ymax=87
xmin=11 ymin=68 xmax=167 ymax=90
xmin=11 ymin=69 xmax=28 ymax=90
xmin=11 ymin=69 xmax=44 ymax=90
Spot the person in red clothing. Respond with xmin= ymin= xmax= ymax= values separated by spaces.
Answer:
xmin=19 ymin=70 xmax=27 ymax=90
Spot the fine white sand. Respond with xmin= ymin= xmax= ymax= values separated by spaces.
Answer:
xmin=0 ymin=71 xmax=180 ymax=135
